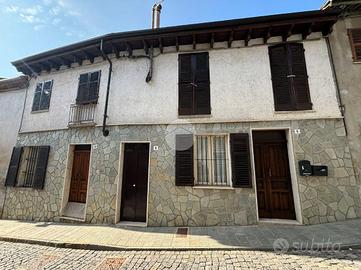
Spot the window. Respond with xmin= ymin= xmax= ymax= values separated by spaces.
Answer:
xmin=76 ymin=70 xmax=101 ymax=104
xmin=348 ymin=29 xmax=361 ymax=62
xmin=195 ymin=135 xmax=230 ymax=186
xmin=175 ymin=133 xmax=251 ymax=188
xmin=269 ymin=43 xmax=312 ymax=111
xmin=32 ymin=80 xmax=53 ymax=111
xmin=178 ymin=53 xmax=210 ymax=115
xmin=5 ymin=146 xmax=50 ymax=189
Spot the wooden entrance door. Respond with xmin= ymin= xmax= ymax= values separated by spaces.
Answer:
xmin=253 ymin=131 xmax=296 ymax=219
xmin=69 ymin=145 xmax=91 ymax=203
xmin=120 ymin=143 xmax=149 ymax=222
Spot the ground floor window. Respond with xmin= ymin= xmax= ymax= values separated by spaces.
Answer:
xmin=194 ymin=135 xmax=230 ymax=186
xmin=17 ymin=146 xmax=40 ymax=187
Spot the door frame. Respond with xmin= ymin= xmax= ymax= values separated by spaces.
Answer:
xmin=60 ymin=143 xmax=93 ymax=221
xmin=250 ymin=127 xmax=302 ymax=224
xmin=115 ymin=141 xmax=151 ymax=226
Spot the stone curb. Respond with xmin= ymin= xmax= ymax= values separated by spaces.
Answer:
xmin=0 ymin=236 xmax=360 ymax=252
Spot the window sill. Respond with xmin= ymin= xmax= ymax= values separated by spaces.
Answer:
xmin=193 ymin=185 xmax=234 ymax=190
xmin=31 ymin=109 xmax=49 ymax=114
xmin=274 ymin=109 xmax=315 ymax=114
xmin=178 ymin=114 xmax=212 ymax=119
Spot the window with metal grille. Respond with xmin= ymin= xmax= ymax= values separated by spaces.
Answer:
xmin=32 ymin=80 xmax=53 ymax=111
xmin=16 ymin=147 xmax=39 ymax=187
xmin=194 ymin=135 xmax=230 ymax=186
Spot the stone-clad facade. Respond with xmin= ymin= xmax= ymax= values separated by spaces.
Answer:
xmin=3 ymin=118 xmax=360 ymax=226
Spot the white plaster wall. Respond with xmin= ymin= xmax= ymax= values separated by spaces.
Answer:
xmin=0 ymin=89 xmax=26 ymax=183
xmin=19 ymin=38 xmax=341 ymax=133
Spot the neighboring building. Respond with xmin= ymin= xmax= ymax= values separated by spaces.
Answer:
xmin=0 ymin=76 xmax=28 ymax=215
xmin=2 ymin=9 xmax=361 ymax=226
xmin=323 ymin=1 xmax=361 ymax=186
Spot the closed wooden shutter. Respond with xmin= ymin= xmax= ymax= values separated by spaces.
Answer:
xmin=269 ymin=43 xmax=312 ymax=111
xmin=175 ymin=134 xmax=194 ymax=186
xmin=269 ymin=45 xmax=294 ymax=111
xmin=178 ymin=53 xmax=210 ymax=115
xmin=289 ymin=43 xmax=312 ymax=110
xmin=230 ymin=133 xmax=251 ymax=188
xmin=32 ymin=146 xmax=50 ymax=189
xmin=348 ymin=29 xmax=361 ymax=61
xmin=5 ymin=147 xmax=23 ymax=187
xmin=40 ymin=80 xmax=53 ymax=110
xmin=32 ymin=83 xmax=43 ymax=111
xmin=76 ymin=71 xmax=101 ymax=104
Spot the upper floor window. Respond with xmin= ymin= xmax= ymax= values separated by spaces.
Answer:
xmin=76 ymin=70 xmax=101 ymax=104
xmin=32 ymin=80 xmax=53 ymax=111
xmin=348 ymin=29 xmax=361 ymax=62
xmin=269 ymin=43 xmax=312 ymax=111
xmin=178 ymin=52 xmax=210 ymax=115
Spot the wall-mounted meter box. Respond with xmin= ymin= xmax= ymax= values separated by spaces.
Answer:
xmin=299 ymin=160 xmax=312 ymax=176
xmin=312 ymin=165 xmax=328 ymax=176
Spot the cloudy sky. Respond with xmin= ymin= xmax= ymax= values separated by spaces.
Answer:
xmin=1 ymin=0 xmax=326 ymax=78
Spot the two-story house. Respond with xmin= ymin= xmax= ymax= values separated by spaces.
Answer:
xmin=2 ymin=8 xmax=361 ymax=226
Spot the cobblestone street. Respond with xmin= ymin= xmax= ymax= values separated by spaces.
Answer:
xmin=0 ymin=241 xmax=360 ymax=270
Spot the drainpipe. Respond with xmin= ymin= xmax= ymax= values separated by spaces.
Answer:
xmin=99 ymin=39 xmax=112 ymax=137
xmin=325 ymin=36 xmax=348 ymax=135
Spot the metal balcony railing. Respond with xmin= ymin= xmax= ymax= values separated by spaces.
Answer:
xmin=68 ymin=103 xmax=96 ymax=127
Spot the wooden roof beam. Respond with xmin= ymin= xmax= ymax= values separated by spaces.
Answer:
xmin=72 ymin=54 xmax=83 ymax=66
xmin=143 ymin=40 xmax=149 ymax=55
xmin=245 ymin=29 xmax=252 ymax=46
xmin=192 ymin=35 xmax=196 ymax=50
xmin=59 ymin=57 xmax=71 ymax=68
xmin=46 ymin=60 xmax=60 ymax=71
xmin=111 ymin=43 xmax=120 ymax=58
xmin=302 ymin=22 xmax=315 ymax=40
xmin=210 ymin=33 xmax=215 ymax=49
xmin=263 ymin=27 xmax=271 ymax=44
xmin=228 ymin=31 xmax=234 ymax=48
xmin=283 ymin=24 xmax=295 ymax=42
xmin=82 ymin=50 xmax=95 ymax=63
xmin=158 ymin=38 xmax=163 ymax=53
xmin=38 ymin=62 xmax=51 ymax=72
xmin=175 ymin=36 xmax=179 ymax=52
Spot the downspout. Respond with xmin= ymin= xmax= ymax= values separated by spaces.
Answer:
xmin=325 ymin=36 xmax=348 ymax=135
xmin=99 ymin=39 xmax=112 ymax=137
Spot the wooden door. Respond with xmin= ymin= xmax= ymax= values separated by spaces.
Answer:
xmin=253 ymin=131 xmax=295 ymax=219
xmin=120 ymin=143 xmax=149 ymax=222
xmin=69 ymin=145 xmax=91 ymax=203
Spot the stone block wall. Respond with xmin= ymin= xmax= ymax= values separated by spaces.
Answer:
xmin=1 ymin=118 xmax=360 ymax=226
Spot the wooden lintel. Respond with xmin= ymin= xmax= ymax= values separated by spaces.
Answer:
xmin=193 ymin=35 xmax=196 ymax=50
xmin=175 ymin=36 xmax=179 ymax=51
xmin=210 ymin=33 xmax=214 ymax=48
xmin=143 ymin=40 xmax=149 ymax=55
xmin=158 ymin=38 xmax=163 ymax=53
xmin=228 ymin=31 xmax=234 ymax=48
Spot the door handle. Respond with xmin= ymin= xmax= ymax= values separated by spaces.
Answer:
xmin=132 ymin=184 xmax=136 ymax=187
xmin=287 ymin=74 xmax=296 ymax=78
xmin=190 ymin=82 xmax=198 ymax=87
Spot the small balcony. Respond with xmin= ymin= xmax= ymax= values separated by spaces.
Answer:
xmin=68 ymin=103 xmax=96 ymax=127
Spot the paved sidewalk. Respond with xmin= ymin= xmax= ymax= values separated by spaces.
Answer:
xmin=0 ymin=219 xmax=360 ymax=251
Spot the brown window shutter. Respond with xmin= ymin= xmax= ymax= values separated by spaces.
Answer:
xmin=348 ymin=29 xmax=361 ymax=61
xmin=175 ymin=134 xmax=194 ymax=186
xmin=32 ymin=83 xmax=43 ymax=111
xmin=5 ymin=147 xmax=23 ymax=187
xmin=40 ymin=80 xmax=53 ymax=110
xmin=230 ymin=133 xmax=251 ymax=188
xmin=178 ymin=53 xmax=210 ymax=115
xmin=33 ymin=146 xmax=50 ymax=189
xmin=269 ymin=45 xmax=294 ymax=111
xmin=289 ymin=43 xmax=312 ymax=110
xmin=76 ymin=71 xmax=101 ymax=104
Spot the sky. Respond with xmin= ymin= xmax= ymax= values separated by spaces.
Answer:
xmin=0 ymin=0 xmax=326 ymax=78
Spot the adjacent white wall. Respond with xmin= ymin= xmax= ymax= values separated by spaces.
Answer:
xmin=19 ymin=37 xmax=341 ymax=133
